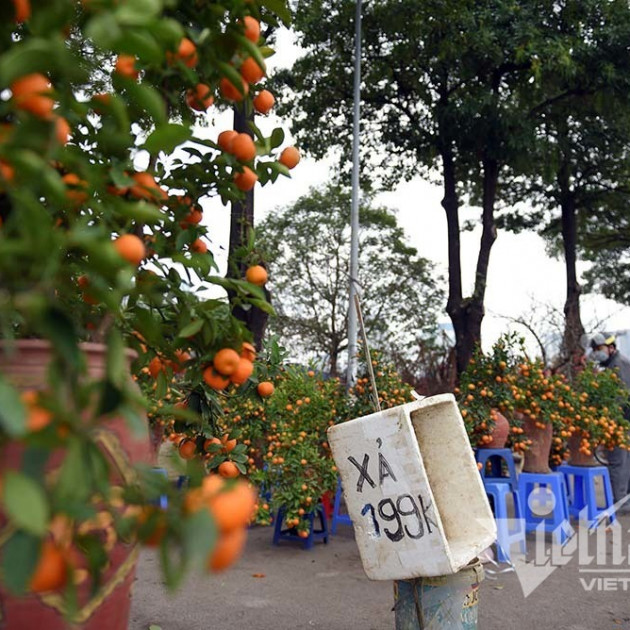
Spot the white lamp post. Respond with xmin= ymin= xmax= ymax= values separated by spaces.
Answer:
xmin=346 ymin=0 xmax=362 ymax=388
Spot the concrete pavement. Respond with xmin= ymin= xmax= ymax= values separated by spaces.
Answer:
xmin=130 ymin=517 xmax=630 ymax=630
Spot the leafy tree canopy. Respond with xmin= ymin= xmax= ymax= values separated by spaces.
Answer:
xmin=257 ymin=183 xmax=444 ymax=375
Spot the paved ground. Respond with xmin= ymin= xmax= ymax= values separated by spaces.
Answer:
xmin=130 ymin=514 xmax=630 ymax=630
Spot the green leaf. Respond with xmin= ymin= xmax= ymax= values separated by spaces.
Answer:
xmin=3 ymin=471 xmax=50 ymax=536
xmin=159 ymin=538 xmax=186 ymax=590
xmin=115 ymin=200 xmax=165 ymax=224
xmin=234 ymin=34 xmax=267 ymax=72
xmin=0 ymin=377 xmax=26 ymax=437
xmin=216 ymin=61 xmax=248 ymax=96
xmin=1 ymin=530 xmax=41 ymax=595
xmin=144 ymin=124 xmax=192 ymax=154
xmin=55 ymin=439 xmax=91 ymax=503
xmin=37 ymin=307 xmax=80 ymax=372
xmin=85 ymin=442 xmax=110 ymax=494
xmin=182 ymin=508 xmax=217 ymax=571
xmin=114 ymin=0 xmax=162 ymax=25
xmin=106 ymin=329 xmax=127 ymax=388
xmin=0 ymin=39 xmax=56 ymax=84
xmin=178 ymin=320 xmax=204 ymax=338
xmin=76 ymin=533 xmax=109 ymax=593
xmin=207 ymin=454 xmax=225 ymax=469
xmin=85 ymin=13 xmax=124 ymax=49
xmin=249 ymin=298 xmax=275 ymax=315
xmin=9 ymin=149 xmax=51 ymax=178
xmin=171 ymin=253 xmax=216 ymax=276
xmin=72 ymin=237 xmax=125 ymax=277
xmin=130 ymin=309 xmax=162 ymax=346
xmin=150 ymin=18 xmax=185 ymax=50
xmin=156 ymin=370 xmax=168 ymax=399
xmin=269 ymin=127 xmax=285 ymax=150
xmin=258 ymin=46 xmax=276 ymax=59
xmin=21 ymin=447 xmax=49 ymax=481
xmin=124 ymin=82 xmax=167 ymax=125
xmin=110 ymin=167 xmax=135 ymax=189
xmin=117 ymin=30 xmax=163 ymax=63
xmin=258 ymin=0 xmax=292 ymax=25
xmin=207 ymin=276 xmax=265 ymax=300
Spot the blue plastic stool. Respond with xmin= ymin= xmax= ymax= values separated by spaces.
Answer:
xmin=151 ymin=467 xmax=169 ymax=510
xmin=518 ymin=471 xmax=573 ymax=545
xmin=272 ymin=504 xmax=329 ymax=550
xmin=484 ymin=480 xmax=526 ymax=563
xmin=475 ymin=448 xmax=518 ymax=490
xmin=331 ymin=478 xmax=352 ymax=534
xmin=559 ymin=464 xmax=616 ymax=528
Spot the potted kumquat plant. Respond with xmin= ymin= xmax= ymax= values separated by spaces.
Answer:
xmin=458 ymin=333 xmax=630 ymax=473
xmin=457 ymin=334 xmax=521 ymax=450
xmin=560 ymin=364 xmax=630 ymax=465
xmin=0 ymin=0 xmax=295 ymax=627
xmin=508 ymin=358 xmax=574 ymax=472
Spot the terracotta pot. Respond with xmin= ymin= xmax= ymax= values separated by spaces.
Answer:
xmin=520 ymin=413 xmax=553 ymax=473
xmin=567 ymin=431 xmax=599 ymax=466
xmin=149 ymin=421 xmax=165 ymax=461
xmin=477 ymin=410 xmax=510 ymax=449
xmin=0 ymin=339 xmax=151 ymax=630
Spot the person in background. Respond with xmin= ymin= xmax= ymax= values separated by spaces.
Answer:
xmin=590 ymin=332 xmax=630 ymax=511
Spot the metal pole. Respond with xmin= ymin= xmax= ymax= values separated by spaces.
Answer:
xmin=394 ymin=560 xmax=485 ymax=629
xmin=346 ymin=0 xmax=362 ymax=389
xmin=354 ymin=295 xmax=380 ymax=412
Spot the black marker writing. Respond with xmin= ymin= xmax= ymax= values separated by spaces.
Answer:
xmin=348 ymin=454 xmax=376 ymax=492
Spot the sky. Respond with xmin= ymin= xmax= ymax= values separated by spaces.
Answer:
xmin=197 ymin=26 xmax=630 ymax=360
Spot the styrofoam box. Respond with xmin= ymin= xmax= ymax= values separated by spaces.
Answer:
xmin=327 ymin=393 xmax=496 ymax=580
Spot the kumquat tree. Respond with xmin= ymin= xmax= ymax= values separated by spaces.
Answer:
xmin=458 ymin=335 xmax=630 ymax=470
xmin=155 ymin=339 xmax=415 ymax=538
xmin=0 ymin=0 xmax=296 ymax=624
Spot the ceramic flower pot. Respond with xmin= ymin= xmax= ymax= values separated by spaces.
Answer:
xmin=566 ymin=430 xmax=599 ymax=466
xmin=477 ymin=410 xmax=510 ymax=449
xmin=519 ymin=412 xmax=552 ymax=473
xmin=0 ymin=340 xmax=151 ymax=629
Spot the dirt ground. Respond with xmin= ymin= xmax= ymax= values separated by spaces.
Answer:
xmin=129 ymin=513 xmax=630 ymax=630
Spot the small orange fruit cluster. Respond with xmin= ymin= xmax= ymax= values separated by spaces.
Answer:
xmin=5 ymin=72 xmax=72 ymax=183
xmin=203 ymin=342 xmax=257 ymax=391
xmin=176 ymin=434 xmax=240 ymax=477
xmin=147 ymin=350 xmax=191 ymax=380
xmin=210 ymin=16 xmax=300 ymax=191
xmin=184 ymin=475 xmax=257 ymax=571
xmin=21 ymin=390 xmax=53 ymax=432
xmin=28 ymin=539 xmax=68 ymax=593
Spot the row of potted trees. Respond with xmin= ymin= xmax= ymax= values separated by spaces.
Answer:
xmin=0 ymin=0 xmax=294 ymax=627
xmin=154 ymin=342 xmax=415 ymax=537
xmin=458 ymin=334 xmax=630 ymax=472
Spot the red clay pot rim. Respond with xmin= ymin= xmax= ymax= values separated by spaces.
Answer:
xmin=0 ymin=338 xmax=138 ymax=360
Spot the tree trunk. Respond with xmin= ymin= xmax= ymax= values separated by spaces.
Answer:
xmin=329 ymin=346 xmax=338 ymax=378
xmin=443 ymin=150 xmax=499 ymax=376
xmin=558 ymin=158 xmax=584 ymax=376
xmin=441 ymin=146 xmax=465 ymax=373
xmin=227 ymin=105 xmax=269 ymax=351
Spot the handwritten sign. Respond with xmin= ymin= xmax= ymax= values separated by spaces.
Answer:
xmin=348 ymin=441 xmax=438 ymax=544
xmin=327 ymin=394 xmax=496 ymax=580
